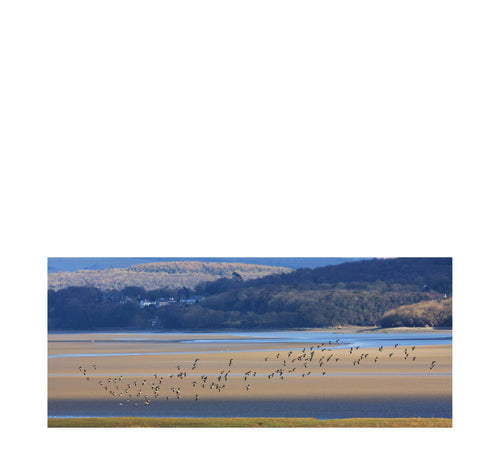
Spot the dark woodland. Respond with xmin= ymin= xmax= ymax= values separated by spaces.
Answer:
xmin=48 ymin=258 xmax=452 ymax=330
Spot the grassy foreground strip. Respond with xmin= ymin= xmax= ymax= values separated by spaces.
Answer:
xmin=48 ymin=417 xmax=452 ymax=428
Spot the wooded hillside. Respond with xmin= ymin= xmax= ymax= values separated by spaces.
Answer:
xmin=48 ymin=258 xmax=452 ymax=330
xmin=48 ymin=261 xmax=293 ymax=291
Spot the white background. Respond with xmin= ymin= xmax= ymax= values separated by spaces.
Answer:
xmin=1 ymin=1 xmax=499 ymax=473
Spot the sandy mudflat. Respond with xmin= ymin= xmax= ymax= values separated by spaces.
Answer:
xmin=48 ymin=333 xmax=451 ymax=403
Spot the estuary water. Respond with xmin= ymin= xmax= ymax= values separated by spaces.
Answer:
xmin=48 ymin=397 xmax=452 ymax=419
xmin=170 ymin=330 xmax=452 ymax=348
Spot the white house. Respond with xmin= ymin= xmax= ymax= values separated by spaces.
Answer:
xmin=140 ymin=299 xmax=156 ymax=308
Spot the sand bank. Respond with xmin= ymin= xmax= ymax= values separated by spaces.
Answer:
xmin=48 ymin=333 xmax=451 ymax=403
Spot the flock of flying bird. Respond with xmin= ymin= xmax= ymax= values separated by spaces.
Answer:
xmin=77 ymin=339 xmax=439 ymax=408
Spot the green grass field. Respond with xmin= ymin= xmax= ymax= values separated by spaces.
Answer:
xmin=48 ymin=417 xmax=452 ymax=428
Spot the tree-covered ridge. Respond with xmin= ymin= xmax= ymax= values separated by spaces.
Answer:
xmin=48 ymin=261 xmax=293 ymax=291
xmin=125 ymin=261 xmax=291 ymax=275
xmin=48 ymin=258 xmax=452 ymax=330
xmin=199 ymin=287 xmax=436 ymax=327
xmin=227 ymin=257 xmax=451 ymax=292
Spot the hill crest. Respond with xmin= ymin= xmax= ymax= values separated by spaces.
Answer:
xmin=48 ymin=261 xmax=293 ymax=291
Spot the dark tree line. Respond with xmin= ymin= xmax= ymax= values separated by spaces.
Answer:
xmin=48 ymin=286 xmax=193 ymax=330
xmin=196 ymin=257 xmax=452 ymax=295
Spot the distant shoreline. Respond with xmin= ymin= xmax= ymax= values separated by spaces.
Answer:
xmin=48 ymin=326 xmax=452 ymax=335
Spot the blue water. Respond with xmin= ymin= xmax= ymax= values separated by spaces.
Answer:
xmin=48 ymin=397 xmax=452 ymax=419
xmin=107 ymin=330 xmax=452 ymax=348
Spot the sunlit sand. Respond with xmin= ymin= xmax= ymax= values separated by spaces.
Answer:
xmin=48 ymin=333 xmax=451 ymax=404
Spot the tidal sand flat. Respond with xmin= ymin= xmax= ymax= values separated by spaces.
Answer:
xmin=48 ymin=332 xmax=452 ymax=421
